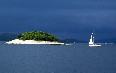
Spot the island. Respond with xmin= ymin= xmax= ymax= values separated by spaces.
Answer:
xmin=6 ymin=31 xmax=64 ymax=45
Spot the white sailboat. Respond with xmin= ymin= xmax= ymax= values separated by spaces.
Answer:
xmin=89 ymin=33 xmax=101 ymax=47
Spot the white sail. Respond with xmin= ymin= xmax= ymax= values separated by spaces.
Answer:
xmin=89 ymin=33 xmax=94 ymax=45
xmin=89 ymin=33 xmax=101 ymax=47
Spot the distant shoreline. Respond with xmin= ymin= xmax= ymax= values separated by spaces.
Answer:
xmin=6 ymin=39 xmax=64 ymax=45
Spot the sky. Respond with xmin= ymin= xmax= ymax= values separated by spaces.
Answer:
xmin=0 ymin=0 xmax=116 ymax=40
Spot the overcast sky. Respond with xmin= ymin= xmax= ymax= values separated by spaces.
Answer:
xmin=0 ymin=0 xmax=116 ymax=40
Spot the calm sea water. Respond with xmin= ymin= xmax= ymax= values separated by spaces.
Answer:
xmin=0 ymin=43 xmax=116 ymax=73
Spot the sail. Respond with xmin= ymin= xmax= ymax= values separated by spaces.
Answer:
xmin=89 ymin=33 xmax=101 ymax=47
xmin=89 ymin=33 xmax=94 ymax=45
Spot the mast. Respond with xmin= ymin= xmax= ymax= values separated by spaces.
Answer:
xmin=93 ymin=37 xmax=94 ymax=44
xmin=92 ymin=33 xmax=94 ymax=44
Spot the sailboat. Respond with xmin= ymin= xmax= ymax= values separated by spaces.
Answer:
xmin=89 ymin=33 xmax=101 ymax=47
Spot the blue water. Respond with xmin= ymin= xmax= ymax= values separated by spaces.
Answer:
xmin=0 ymin=44 xmax=116 ymax=73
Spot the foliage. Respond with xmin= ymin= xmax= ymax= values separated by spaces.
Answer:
xmin=17 ymin=31 xmax=59 ymax=41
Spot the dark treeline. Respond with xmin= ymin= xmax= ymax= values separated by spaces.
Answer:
xmin=0 ymin=32 xmax=18 ymax=41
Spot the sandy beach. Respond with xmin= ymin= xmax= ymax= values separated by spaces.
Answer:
xmin=6 ymin=39 xmax=64 ymax=45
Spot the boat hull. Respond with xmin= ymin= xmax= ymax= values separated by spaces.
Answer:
xmin=89 ymin=44 xmax=101 ymax=47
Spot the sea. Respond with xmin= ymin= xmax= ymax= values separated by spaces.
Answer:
xmin=0 ymin=43 xmax=116 ymax=73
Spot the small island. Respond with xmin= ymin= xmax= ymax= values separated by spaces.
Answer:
xmin=6 ymin=31 xmax=64 ymax=45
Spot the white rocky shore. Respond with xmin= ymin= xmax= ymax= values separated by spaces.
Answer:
xmin=6 ymin=39 xmax=64 ymax=45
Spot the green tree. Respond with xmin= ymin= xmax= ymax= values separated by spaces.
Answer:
xmin=17 ymin=31 xmax=59 ymax=41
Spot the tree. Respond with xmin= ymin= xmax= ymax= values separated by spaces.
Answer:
xmin=17 ymin=31 xmax=59 ymax=41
